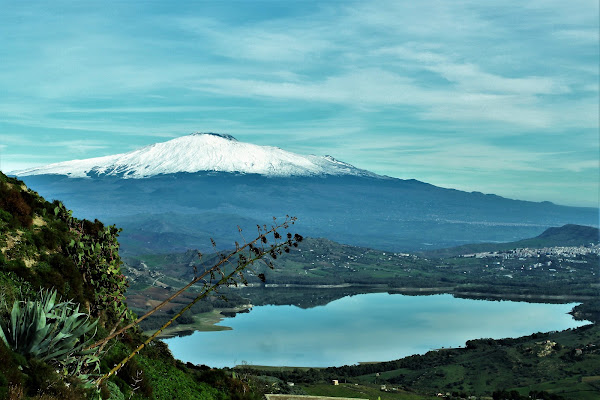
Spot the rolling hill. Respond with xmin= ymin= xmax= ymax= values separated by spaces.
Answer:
xmin=422 ymin=224 xmax=600 ymax=258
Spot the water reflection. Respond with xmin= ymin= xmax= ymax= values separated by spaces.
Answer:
xmin=164 ymin=293 xmax=588 ymax=368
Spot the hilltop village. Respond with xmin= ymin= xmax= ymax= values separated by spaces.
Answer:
xmin=463 ymin=244 xmax=599 ymax=260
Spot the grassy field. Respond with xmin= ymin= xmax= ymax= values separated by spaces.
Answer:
xmin=237 ymin=365 xmax=319 ymax=372
xmin=302 ymin=383 xmax=437 ymax=400
xmin=512 ymin=376 xmax=600 ymax=400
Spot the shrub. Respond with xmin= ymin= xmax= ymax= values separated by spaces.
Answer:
xmin=0 ymin=289 xmax=99 ymax=377
xmin=0 ymin=185 xmax=33 ymax=227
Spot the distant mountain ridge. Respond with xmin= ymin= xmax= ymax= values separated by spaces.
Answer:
xmin=422 ymin=224 xmax=600 ymax=258
xmin=536 ymin=224 xmax=599 ymax=243
xmin=12 ymin=132 xmax=378 ymax=179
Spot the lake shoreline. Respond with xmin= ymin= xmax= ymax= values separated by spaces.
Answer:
xmin=156 ymin=284 xmax=595 ymax=338
xmin=163 ymin=292 xmax=588 ymax=369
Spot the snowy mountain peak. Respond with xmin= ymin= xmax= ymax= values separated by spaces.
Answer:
xmin=189 ymin=132 xmax=238 ymax=141
xmin=12 ymin=133 xmax=380 ymax=179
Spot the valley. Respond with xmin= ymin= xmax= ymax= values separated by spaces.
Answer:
xmin=122 ymin=226 xmax=600 ymax=337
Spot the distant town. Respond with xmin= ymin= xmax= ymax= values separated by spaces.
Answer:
xmin=462 ymin=244 xmax=599 ymax=260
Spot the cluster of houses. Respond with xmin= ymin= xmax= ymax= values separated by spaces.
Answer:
xmin=463 ymin=244 xmax=599 ymax=260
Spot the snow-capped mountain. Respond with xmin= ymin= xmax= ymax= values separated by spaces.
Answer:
xmin=11 ymin=132 xmax=597 ymax=255
xmin=13 ymin=133 xmax=377 ymax=179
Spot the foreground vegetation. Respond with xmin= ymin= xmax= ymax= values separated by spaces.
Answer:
xmin=0 ymin=172 xmax=300 ymax=399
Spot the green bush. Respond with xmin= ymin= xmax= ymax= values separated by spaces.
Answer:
xmin=136 ymin=355 xmax=220 ymax=400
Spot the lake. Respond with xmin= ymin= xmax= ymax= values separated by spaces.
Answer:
xmin=163 ymin=293 xmax=589 ymax=368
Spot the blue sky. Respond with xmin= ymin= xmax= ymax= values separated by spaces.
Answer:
xmin=1 ymin=1 xmax=598 ymax=207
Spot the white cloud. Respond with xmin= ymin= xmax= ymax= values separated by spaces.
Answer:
xmin=554 ymin=29 xmax=600 ymax=42
xmin=52 ymin=140 xmax=110 ymax=153
xmin=174 ymin=15 xmax=334 ymax=64
xmin=195 ymin=68 xmax=569 ymax=128
xmin=563 ymin=160 xmax=600 ymax=172
xmin=582 ymin=83 xmax=600 ymax=93
xmin=425 ymin=63 xmax=569 ymax=95
xmin=58 ymin=105 xmax=249 ymax=114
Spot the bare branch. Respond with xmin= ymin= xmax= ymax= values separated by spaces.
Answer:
xmin=93 ymin=216 xmax=301 ymax=386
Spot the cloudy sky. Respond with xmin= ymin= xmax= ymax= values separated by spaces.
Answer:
xmin=1 ymin=1 xmax=598 ymax=207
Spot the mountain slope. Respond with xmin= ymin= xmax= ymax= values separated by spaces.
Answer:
xmin=11 ymin=133 xmax=598 ymax=254
xmin=18 ymin=171 xmax=598 ymax=255
xmin=12 ymin=132 xmax=378 ymax=179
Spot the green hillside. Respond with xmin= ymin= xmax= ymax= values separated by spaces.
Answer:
xmin=256 ymin=325 xmax=600 ymax=400
xmin=0 ymin=172 xmax=290 ymax=400
xmin=535 ymin=225 xmax=600 ymax=245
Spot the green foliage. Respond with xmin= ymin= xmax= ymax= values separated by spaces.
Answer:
xmin=0 ymin=209 xmax=11 ymax=224
xmin=54 ymin=202 xmax=133 ymax=322
xmin=0 ymin=175 xmax=132 ymax=324
xmin=106 ymin=380 xmax=125 ymax=400
xmin=0 ymin=320 xmax=99 ymax=400
xmin=135 ymin=355 xmax=222 ymax=400
xmin=99 ymin=340 xmax=223 ymax=400
xmin=0 ymin=271 xmax=35 ymax=313
xmin=0 ymin=289 xmax=99 ymax=379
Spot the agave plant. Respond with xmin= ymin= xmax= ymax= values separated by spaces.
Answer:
xmin=0 ymin=289 xmax=98 ymax=369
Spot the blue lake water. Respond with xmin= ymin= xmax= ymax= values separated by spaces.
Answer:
xmin=163 ymin=293 xmax=588 ymax=368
